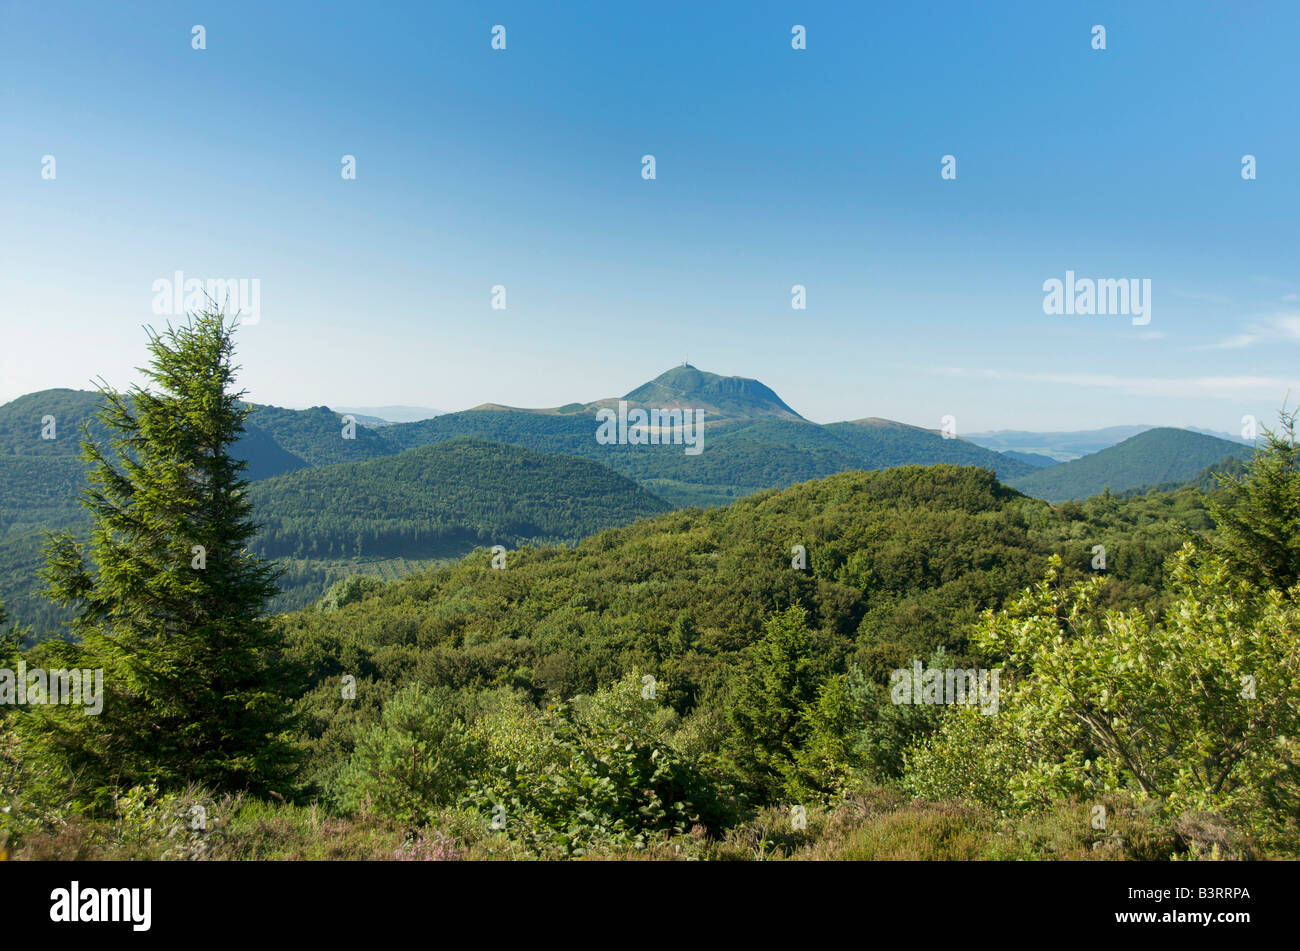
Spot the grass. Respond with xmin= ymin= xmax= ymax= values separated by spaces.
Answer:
xmin=5 ymin=782 xmax=1262 ymax=862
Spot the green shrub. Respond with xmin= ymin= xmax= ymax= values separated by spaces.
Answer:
xmin=904 ymin=547 xmax=1300 ymax=850
xmin=470 ymin=673 xmax=736 ymax=856
xmin=339 ymin=683 xmax=478 ymax=825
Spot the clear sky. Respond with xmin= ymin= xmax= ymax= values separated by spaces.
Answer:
xmin=2 ymin=1 xmax=1297 ymax=433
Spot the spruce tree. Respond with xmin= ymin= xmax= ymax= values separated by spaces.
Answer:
xmin=723 ymin=604 xmax=820 ymax=799
xmin=1210 ymin=407 xmax=1300 ymax=591
xmin=39 ymin=309 xmax=299 ymax=799
xmin=0 ymin=600 xmax=18 ymax=669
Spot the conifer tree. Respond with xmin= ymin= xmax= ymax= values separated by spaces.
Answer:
xmin=0 ymin=600 xmax=18 ymax=669
xmin=723 ymin=604 xmax=819 ymax=799
xmin=788 ymin=673 xmax=864 ymax=800
xmin=39 ymin=309 xmax=299 ymax=799
xmin=1210 ymin=407 xmax=1300 ymax=591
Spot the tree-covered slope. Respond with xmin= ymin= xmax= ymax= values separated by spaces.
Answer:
xmin=249 ymin=437 xmax=672 ymax=560
xmin=2 ymin=436 xmax=673 ymax=637
xmin=0 ymin=389 xmax=107 ymax=456
xmin=823 ymin=419 xmax=1037 ymax=479
xmin=379 ymin=411 xmax=1037 ymax=506
xmin=1009 ymin=428 xmax=1253 ymax=501
xmin=0 ymin=388 xmax=395 ymax=471
xmin=1114 ymin=456 xmax=1248 ymax=498
xmin=275 ymin=464 xmax=1213 ymax=717
xmin=241 ymin=404 xmax=395 ymax=468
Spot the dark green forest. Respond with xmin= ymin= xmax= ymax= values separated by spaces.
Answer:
xmin=249 ymin=437 xmax=672 ymax=560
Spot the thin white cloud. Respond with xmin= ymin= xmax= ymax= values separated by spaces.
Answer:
xmin=1194 ymin=333 xmax=1258 ymax=350
xmin=1194 ymin=312 xmax=1300 ymax=351
xmin=1170 ymin=288 xmax=1233 ymax=305
xmin=935 ymin=366 xmax=1298 ymax=399
xmin=1272 ymin=314 xmax=1300 ymax=337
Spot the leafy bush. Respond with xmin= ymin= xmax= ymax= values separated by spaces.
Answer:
xmin=318 ymin=574 xmax=386 ymax=612
xmin=904 ymin=547 xmax=1300 ymax=850
xmin=470 ymin=674 xmax=736 ymax=856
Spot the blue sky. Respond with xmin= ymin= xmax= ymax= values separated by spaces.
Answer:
xmin=2 ymin=0 xmax=1297 ymax=432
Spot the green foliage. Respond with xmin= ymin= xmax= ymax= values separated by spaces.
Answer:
xmin=723 ymin=605 xmax=820 ymax=798
xmin=318 ymin=574 xmax=386 ymax=612
xmin=248 ymin=437 xmax=671 ymax=561
xmin=339 ymin=683 xmax=478 ymax=825
xmin=852 ymin=652 xmax=946 ymax=782
xmin=31 ymin=310 xmax=300 ymax=801
xmin=788 ymin=673 xmax=867 ymax=799
xmin=468 ymin=674 xmax=735 ymax=856
xmin=270 ymin=463 xmax=1217 ymax=823
xmin=1209 ymin=407 xmax=1300 ymax=590
xmin=904 ymin=548 xmax=1300 ymax=849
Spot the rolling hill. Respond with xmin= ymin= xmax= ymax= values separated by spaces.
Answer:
xmin=1008 ymin=428 xmax=1253 ymax=501
xmin=380 ymin=367 xmax=1038 ymax=505
xmin=0 ymin=370 xmax=1044 ymax=513
xmin=1 ymin=437 xmax=673 ymax=634
xmin=4 ymin=371 xmax=1246 ymax=633
xmin=249 ymin=437 xmax=672 ymax=560
xmin=965 ymin=425 xmax=1158 ymax=462
xmin=274 ymin=461 xmax=1216 ymax=727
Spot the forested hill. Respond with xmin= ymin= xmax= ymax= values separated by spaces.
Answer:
xmin=2 ymin=383 xmax=1036 ymax=509
xmin=1008 ymin=428 xmax=1252 ymax=502
xmin=0 ymin=389 xmax=387 ymax=491
xmin=248 ymin=437 xmax=673 ymax=560
xmin=277 ymin=463 xmax=1214 ymax=723
xmin=377 ymin=411 xmax=1039 ymax=506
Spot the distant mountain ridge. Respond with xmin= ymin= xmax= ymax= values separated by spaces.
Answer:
xmin=612 ymin=365 xmax=804 ymax=422
xmin=0 ymin=369 xmax=1144 ymax=514
xmin=967 ymin=424 xmax=1250 ymax=462
xmin=467 ymin=365 xmax=805 ymax=423
xmin=0 ymin=375 xmax=1262 ymax=635
xmin=333 ymin=406 xmax=446 ymax=424
xmin=1008 ymin=428 xmax=1253 ymax=502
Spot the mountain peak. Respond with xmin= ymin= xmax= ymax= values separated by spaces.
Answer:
xmin=615 ymin=367 xmax=805 ymax=422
